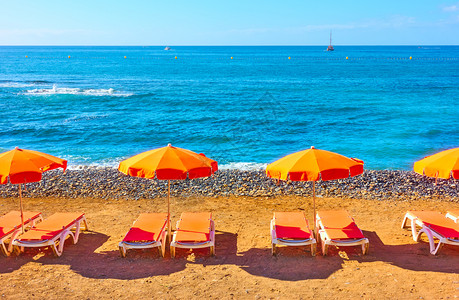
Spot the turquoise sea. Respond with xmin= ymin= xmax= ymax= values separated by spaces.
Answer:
xmin=0 ymin=46 xmax=458 ymax=170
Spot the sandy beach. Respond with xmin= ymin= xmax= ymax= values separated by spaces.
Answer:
xmin=0 ymin=189 xmax=458 ymax=299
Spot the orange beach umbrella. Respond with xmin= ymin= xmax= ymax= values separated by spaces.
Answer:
xmin=414 ymin=147 xmax=459 ymax=183
xmin=266 ymin=146 xmax=364 ymax=230
xmin=0 ymin=147 xmax=67 ymax=232
xmin=118 ymin=144 xmax=218 ymax=240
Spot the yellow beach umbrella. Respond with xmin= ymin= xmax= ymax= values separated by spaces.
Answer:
xmin=266 ymin=146 xmax=364 ymax=230
xmin=414 ymin=147 xmax=459 ymax=183
xmin=118 ymin=144 xmax=218 ymax=240
xmin=0 ymin=147 xmax=67 ymax=232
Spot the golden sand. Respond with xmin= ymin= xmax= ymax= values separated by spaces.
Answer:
xmin=0 ymin=195 xmax=458 ymax=299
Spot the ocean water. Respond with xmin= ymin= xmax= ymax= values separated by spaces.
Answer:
xmin=0 ymin=46 xmax=458 ymax=170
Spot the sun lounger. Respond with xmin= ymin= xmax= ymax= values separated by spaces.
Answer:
xmin=270 ymin=212 xmax=316 ymax=256
xmin=401 ymin=211 xmax=459 ymax=255
xmin=12 ymin=212 xmax=88 ymax=257
xmin=0 ymin=211 xmax=43 ymax=256
xmin=119 ymin=213 xmax=169 ymax=258
xmin=170 ymin=212 xmax=215 ymax=258
xmin=445 ymin=210 xmax=459 ymax=223
xmin=316 ymin=210 xmax=369 ymax=255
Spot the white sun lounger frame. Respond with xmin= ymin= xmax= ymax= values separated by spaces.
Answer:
xmin=170 ymin=218 xmax=215 ymax=258
xmin=12 ymin=214 xmax=88 ymax=257
xmin=118 ymin=216 xmax=168 ymax=258
xmin=402 ymin=212 xmax=459 ymax=255
xmin=270 ymin=217 xmax=316 ymax=256
xmin=316 ymin=213 xmax=369 ymax=256
xmin=0 ymin=213 xmax=43 ymax=256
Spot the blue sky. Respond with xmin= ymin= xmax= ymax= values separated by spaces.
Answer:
xmin=1 ymin=0 xmax=458 ymax=45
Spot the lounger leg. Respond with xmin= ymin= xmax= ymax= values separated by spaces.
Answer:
xmin=160 ymin=242 xmax=166 ymax=258
xmin=7 ymin=230 xmax=22 ymax=254
xmin=401 ymin=215 xmax=409 ymax=229
xmin=362 ymin=242 xmax=369 ymax=255
xmin=418 ymin=227 xmax=442 ymax=255
xmin=410 ymin=219 xmax=420 ymax=241
xmin=272 ymin=243 xmax=276 ymax=256
xmin=78 ymin=216 xmax=88 ymax=232
xmin=311 ymin=243 xmax=316 ymax=257
xmin=72 ymin=221 xmax=82 ymax=244
xmin=210 ymin=245 xmax=215 ymax=257
xmin=159 ymin=230 xmax=167 ymax=258
xmin=119 ymin=245 xmax=127 ymax=258
xmin=170 ymin=246 xmax=176 ymax=258
xmin=52 ymin=242 xmax=62 ymax=257
xmin=322 ymin=243 xmax=328 ymax=256
xmin=53 ymin=230 xmax=74 ymax=257
xmin=431 ymin=239 xmax=444 ymax=255
xmin=0 ymin=241 xmax=9 ymax=257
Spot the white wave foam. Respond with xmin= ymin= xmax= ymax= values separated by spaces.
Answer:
xmin=66 ymin=161 xmax=267 ymax=171
xmin=0 ymin=82 xmax=35 ymax=88
xmin=219 ymin=162 xmax=267 ymax=171
xmin=22 ymin=84 xmax=133 ymax=97
xmin=63 ymin=113 xmax=110 ymax=123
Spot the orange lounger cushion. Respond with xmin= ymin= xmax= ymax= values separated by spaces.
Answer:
xmin=174 ymin=212 xmax=211 ymax=243
xmin=407 ymin=211 xmax=459 ymax=239
xmin=0 ymin=211 xmax=41 ymax=237
xmin=17 ymin=212 xmax=85 ymax=241
xmin=123 ymin=213 xmax=168 ymax=242
xmin=317 ymin=210 xmax=365 ymax=240
xmin=274 ymin=212 xmax=312 ymax=240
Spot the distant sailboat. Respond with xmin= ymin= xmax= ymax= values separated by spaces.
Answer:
xmin=327 ymin=31 xmax=334 ymax=51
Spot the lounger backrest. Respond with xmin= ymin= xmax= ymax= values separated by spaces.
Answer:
xmin=123 ymin=213 xmax=168 ymax=242
xmin=409 ymin=211 xmax=459 ymax=238
xmin=0 ymin=211 xmax=41 ymax=237
xmin=17 ymin=212 xmax=84 ymax=241
xmin=175 ymin=212 xmax=212 ymax=243
xmin=274 ymin=212 xmax=311 ymax=239
xmin=317 ymin=210 xmax=365 ymax=239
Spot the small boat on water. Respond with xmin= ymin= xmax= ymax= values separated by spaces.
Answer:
xmin=327 ymin=31 xmax=334 ymax=51
xmin=164 ymin=46 xmax=171 ymax=51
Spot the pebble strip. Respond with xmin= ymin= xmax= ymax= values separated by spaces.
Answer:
xmin=0 ymin=167 xmax=457 ymax=202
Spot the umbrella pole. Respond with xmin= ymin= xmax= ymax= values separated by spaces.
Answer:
xmin=19 ymin=184 xmax=25 ymax=234
xmin=167 ymin=180 xmax=171 ymax=243
xmin=312 ymin=181 xmax=316 ymax=233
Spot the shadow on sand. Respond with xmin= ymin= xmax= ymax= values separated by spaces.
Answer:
xmin=3 ymin=228 xmax=457 ymax=281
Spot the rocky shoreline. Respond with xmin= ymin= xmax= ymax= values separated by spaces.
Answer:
xmin=0 ymin=167 xmax=457 ymax=202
